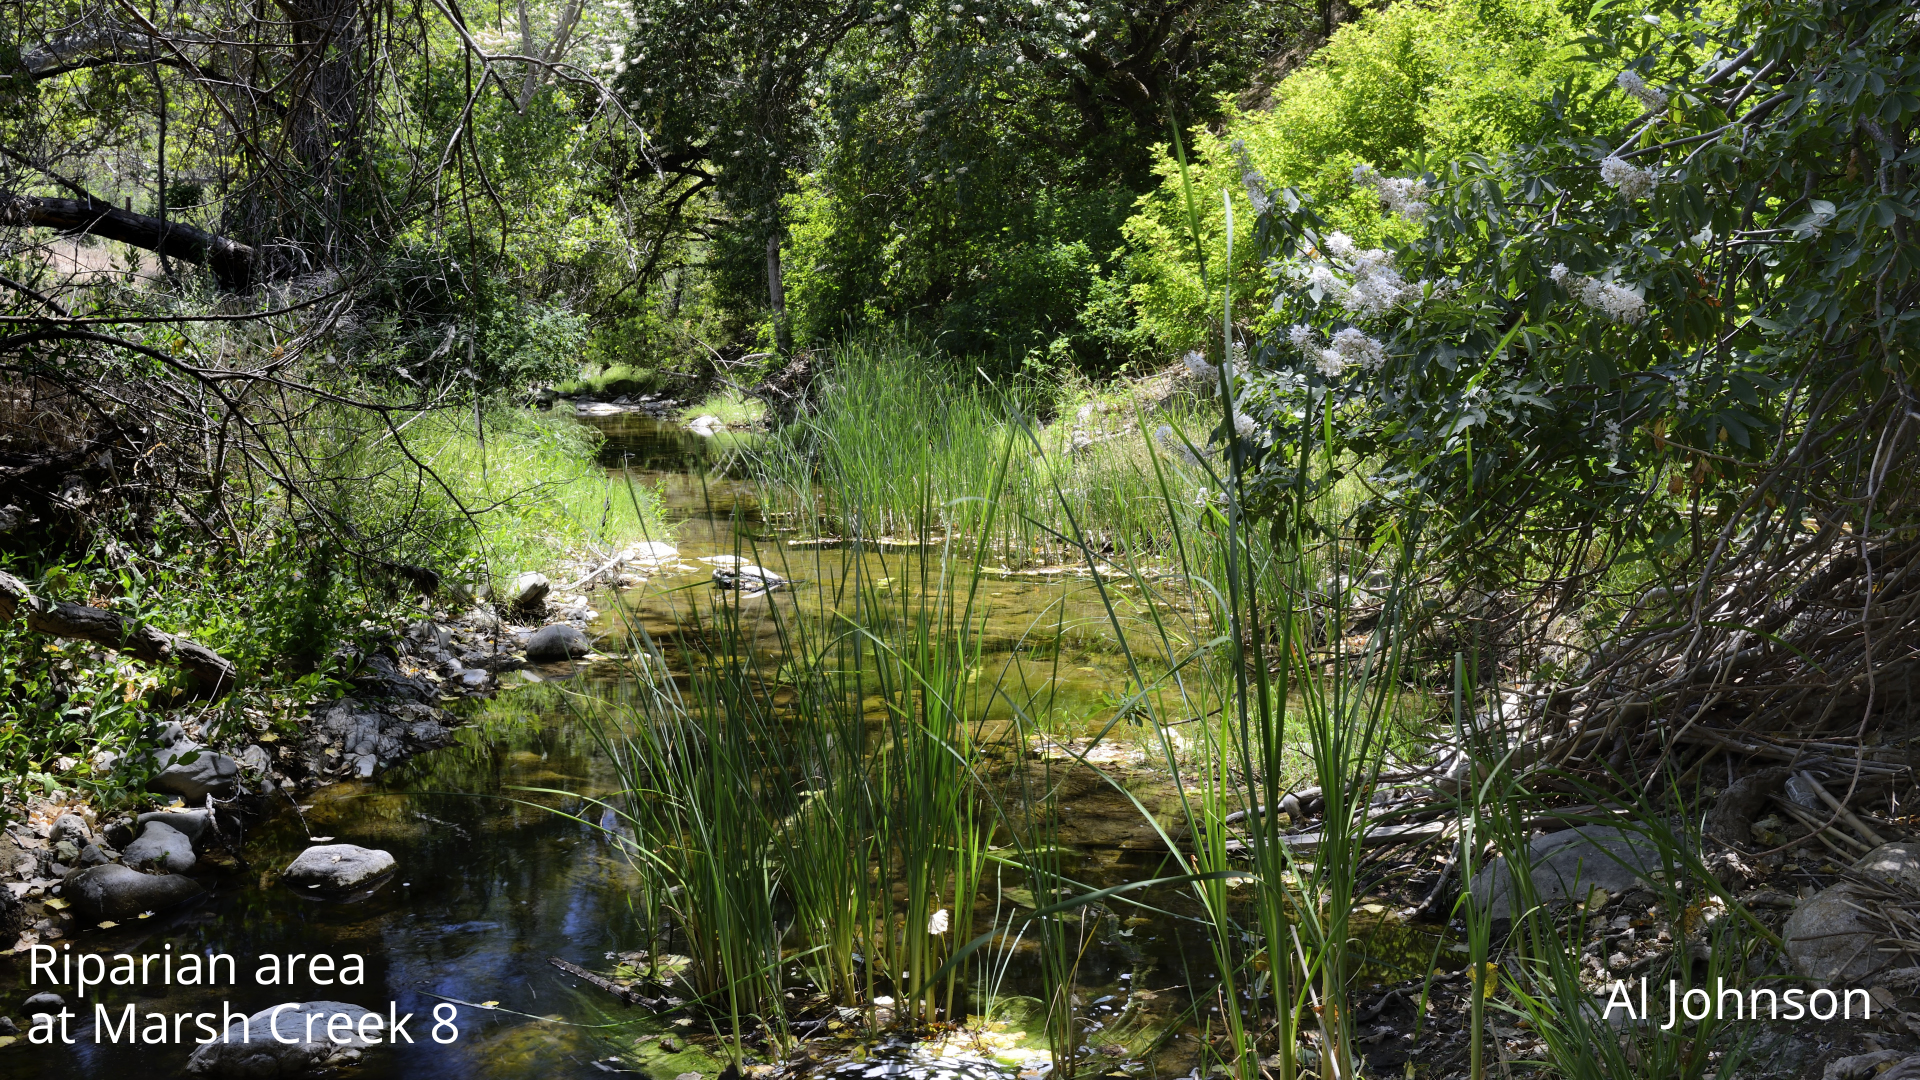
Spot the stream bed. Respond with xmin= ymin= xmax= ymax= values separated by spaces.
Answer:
xmin=0 ymin=413 xmax=1449 ymax=1079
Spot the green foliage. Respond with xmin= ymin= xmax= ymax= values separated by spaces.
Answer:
xmin=0 ymin=534 xmax=389 ymax=808
xmin=1219 ymin=0 xmax=1919 ymax=594
xmin=1122 ymin=0 xmax=1625 ymax=353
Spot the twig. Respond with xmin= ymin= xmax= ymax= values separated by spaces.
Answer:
xmin=1797 ymin=770 xmax=1891 ymax=848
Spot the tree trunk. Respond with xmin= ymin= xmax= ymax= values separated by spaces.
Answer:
xmin=2 ymin=192 xmax=254 ymax=289
xmin=766 ymin=232 xmax=791 ymax=354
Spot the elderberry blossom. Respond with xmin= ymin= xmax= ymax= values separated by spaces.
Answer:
xmin=1603 ymin=419 xmax=1623 ymax=455
xmin=1232 ymin=411 xmax=1259 ymax=439
xmin=1615 ymin=69 xmax=1669 ymax=111
xmin=1288 ymin=324 xmax=1317 ymax=353
xmin=1352 ymin=164 xmax=1430 ymax=222
xmin=1316 ymin=232 xmax=1421 ymax=318
xmin=1315 ymin=350 xmax=1348 ymax=378
xmin=1550 ymin=264 xmax=1647 ymax=324
xmin=1599 ymin=155 xmax=1656 ymax=200
xmin=1671 ymin=375 xmax=1691 ymax=406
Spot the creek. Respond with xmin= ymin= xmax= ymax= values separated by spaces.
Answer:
xmin=0 ymin=413 xmax=1448 ymax=1079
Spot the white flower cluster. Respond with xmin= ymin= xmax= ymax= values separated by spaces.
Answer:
xmin=1550 ymin=264 xmax=1647 ymax=324
xmin=578 ymin=0 xmax=638 ymax=76
xmin=1232 ymin=411 xmax=1259 ymax=438
xmin=1289 ymin=323 xmax=1387 ymax=378
xmin=1599 ymin=155 xmax=1656 ymax=200
xmin=1671 ymin=375 xmax=1691 ymax=406
xmin=1352 ymin=164 xmax=1429 ymax=222
xmin=1615 ymin=69 xmax=1669 ymax=111
xmin=1603 ymin=419 xmax=1623 ymax=455
xmin=1331 ymin=328 xmax=1387 ymax=370
xmin=1181 ymin=349 xmax=1229 ymax=392
xmin=1307 ymin=232 xmax=1422 ymax=318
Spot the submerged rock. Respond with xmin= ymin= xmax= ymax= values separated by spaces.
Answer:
xmin=1469 ymin=823 xmax=1664 ymax=920
xmin=1785 ymin=842 xmax=1920 ymax=984
xmin=185 ymin=1000 xmax=383 ymax=1077
xmin=524 ymin=623 xmax=591 ymax=663
xmin=283 ymin=844 xmax=396 ymax=893
xmin=63 ymin=864 xmax=204 ymax=923
xmin=123 ymin=820 xmax=196 ymax=873
xmin=711 ymin=564 xmax=785 ymax=594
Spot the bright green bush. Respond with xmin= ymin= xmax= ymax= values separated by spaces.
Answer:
xmin=1121 ymin=0 xmax=1630 ymax=353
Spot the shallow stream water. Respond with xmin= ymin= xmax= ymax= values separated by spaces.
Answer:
xmin=0 ymin=413 xmax=1446 ymax=1079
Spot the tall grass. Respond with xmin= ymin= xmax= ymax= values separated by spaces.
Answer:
xmin=755 ymin=335 xmax=1219 ymax=568
xmin=396 ymin=406 xmax=669 ymax=583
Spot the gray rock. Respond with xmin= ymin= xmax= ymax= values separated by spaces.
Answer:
xmin=239 ymin=744 xmax=272 ymax=778
xmin=148 ymin=747 xmax=240 ymax=801
xmin=52 ymin=840 xmax=80 ymax=864
xmin=623 ymin=541 xmax=678 ymax=565
xmin=62 ymin=864 xmax=204 ymax=923
xmin=1785 ymin=842 xmax=1920 ymax=984
xmin=282 ymin=845 xmax=395 ymax=893
xmin=406 ymin=618 xmax=453 ymax=652
xmin=459 ymin=650 xmax=520 ymax=672
xmin=524 ymin=623 xmax=591 ymax=663
xmin=452 ymin=668 xmax=491 ymax=691
xmin=0 ymin=1015 xmax=15 ymax=1035
xmin=48 ymin=814 xmax=91 ymax=847
xmin=103 ymin=820 xmax=136 ymax=850
xmin=123 ymin=821 xmax=196 ymax=873
xmin=185 ymin=1000 xmax=384 ymax=1077
xmin=21 ymin=993 xmax=61 ymax=1013
xmin=1470 ymin=823 xmax=1665 ymax=920
xmin=152 ymin=720 xmax=192 ymax=748
xmin=509 ymin=571 xmax=550 ymax=609
xmin=711 ymin=564 xmax=785 ymax=593
xmin=77 ymin=844 xmax=114 ymax=867
xmin=137 ymin=809 xmax=213 ymax=845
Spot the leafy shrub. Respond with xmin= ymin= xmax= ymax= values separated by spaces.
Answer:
xmin=1121 ymin=0 xmax=1627 ymax=353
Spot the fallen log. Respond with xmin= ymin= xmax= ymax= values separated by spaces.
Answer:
xmin=1 ymin=191 xmax=254 ymax=289
xmin=0 ymin=571 xmax=236 ymax=698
